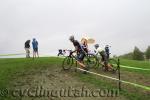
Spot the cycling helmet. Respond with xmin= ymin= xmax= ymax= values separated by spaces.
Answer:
xmin=69 ymin=35 xmax=74 ymax=41
xmin=94 ymin=44 xmax=99 ymax=48
xmin=105 ymin=45 xmax=109 ymax=47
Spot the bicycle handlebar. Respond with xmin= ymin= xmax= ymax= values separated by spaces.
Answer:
xmin=69 ymin=49 xmax=88 ymax=57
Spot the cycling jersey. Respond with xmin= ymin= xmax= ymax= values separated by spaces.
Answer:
xmin=95 ymin=47 xmax=108 ymax=63
xmin=72 ymin=40 xmax=85 ymax=61
xmin=95 ymin=47 xmax=104 ymax=54
xmin=73 ymin=40 xmax=83 ymax=52
xmin=105 ymin=47 xmax=110 ymax=59
xmin=81 ymin=43 xmax=88 ymax=53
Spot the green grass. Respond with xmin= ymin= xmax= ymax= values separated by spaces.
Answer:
xmin=73 ymin=73 xmax=150 ymax=100
xmin=119 ymin=59 xmax=150 ymax=75
xmin=0 ymin=57 xmax=62 ymax=88
xmin=75 ymin=58 xmax=150 ymax=100
xmin=120 ymin=59 xmax=150 ymax=69
xmin=0 ymin=57 xmax=149 ymax=100
xmin=0 ymin=57 xmax=63 ymax=100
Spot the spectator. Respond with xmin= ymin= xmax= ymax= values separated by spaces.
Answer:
xmin=32 ymin=38 xmax=39 ymax=58
xmin=24 ymin=40 xmax=30 ymax=58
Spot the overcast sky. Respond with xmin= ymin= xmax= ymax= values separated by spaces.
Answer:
xmin=0 ymin=0 xmax=150 ymax=56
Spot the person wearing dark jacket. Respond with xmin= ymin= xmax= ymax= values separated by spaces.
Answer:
xmin=25 ymin=40 xmax=30 ymax=58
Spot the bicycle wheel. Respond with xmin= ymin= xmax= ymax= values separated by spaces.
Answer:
xmin=108 ymin=59 xmax=118 ymax=72
xmin=85 ymin=54 xmax=98 ymax=68
xmin=62 ymin=56 xmax=73 ymax=70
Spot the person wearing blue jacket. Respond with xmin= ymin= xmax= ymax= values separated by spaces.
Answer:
xmin=32 ymin=38 xmax=39 ymax=58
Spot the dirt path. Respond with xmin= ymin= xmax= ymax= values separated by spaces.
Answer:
xmin=10 ymin=65 xmax=127 ymax=100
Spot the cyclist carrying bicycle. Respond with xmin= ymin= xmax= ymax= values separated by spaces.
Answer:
xmin=69 ymin=35 xmax=88 ymax=73
xmin=94 ymin=44 xmax=112 ymax=71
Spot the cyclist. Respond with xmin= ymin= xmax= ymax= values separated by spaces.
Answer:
xmin=105 ymin=45 xmax=110 ymax=59
xmin=57 ymin=49 xmax=63 ymax=56
xmin=94 ymin=44 xmax=112 ymax=71
xmin=69 ymin=35 xmax=88 ymax=73
xmin=81 ymin=37 xmax=88 ymax=53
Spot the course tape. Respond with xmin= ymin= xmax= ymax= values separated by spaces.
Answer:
xmin=77 ymin=68 xmax=150 ymax=91
xmin=0 ymin=53 xmax=50 ymax=57
xmin=0 ymin=53 xmax=25 ymax=56
xmin=120 ymin=65 xmax=150 ymax=71
xmin=112 ymin=64 xmax=150 ymax=71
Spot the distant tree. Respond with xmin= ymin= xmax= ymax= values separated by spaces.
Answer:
xmin=133 ymin=46 xmax=144 ymax=60
xmin=145 ymin=46 xmax=150 ymax=59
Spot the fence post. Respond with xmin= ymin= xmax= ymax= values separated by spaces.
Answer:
xmin=75 ymin=61 xmax=77 ymax=72
xmin=118 ymin=58 xmax=121 ymax=91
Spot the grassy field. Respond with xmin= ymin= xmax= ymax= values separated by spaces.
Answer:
xmin=120 ymin=59 xmax=150 ymax=69
xmin=0 ymin=57 xmax=149 ymax=100
xmin=120 ymin=59 xmax=150 ymax=76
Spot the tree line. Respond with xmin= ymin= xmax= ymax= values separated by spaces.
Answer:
xmin=119 ymin=46 xmax=150 ymax=61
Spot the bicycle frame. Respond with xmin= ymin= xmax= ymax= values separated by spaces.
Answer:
xmin=69 ymin=52 xmax=88 ymax=68
xmin=62 ymin=49 xmax=98 ymax=71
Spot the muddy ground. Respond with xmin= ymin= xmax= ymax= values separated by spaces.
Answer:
xmin=10 ymin=65 xmax=127 ymax=100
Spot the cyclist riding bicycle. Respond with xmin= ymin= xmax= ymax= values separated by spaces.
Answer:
xmin=81 ymin=37 xmax=88 ymax=53
xmin=94 ymin=44 xmax=111 ymax=71
xmin=69 ymin=35 xmax=88 ymax=73
xmin=105 ymin=45 xmax=110 ymax=59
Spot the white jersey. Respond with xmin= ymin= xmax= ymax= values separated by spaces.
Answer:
xmin=64 ymin=50 xmax=72 ymax=56
xmin=95 ymin=47 xmax=104 ymax=54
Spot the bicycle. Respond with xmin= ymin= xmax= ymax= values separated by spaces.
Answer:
xmin=62 ymin=51 xmax=97 ymax=71
xmin=94 ymin=53 xmax=119 ymax=73
xmin=101 ymin=58 xmax=119 ymax=73
xmin=84 ymin=53 xmax=98 ymax=68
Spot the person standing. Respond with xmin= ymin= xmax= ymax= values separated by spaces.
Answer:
xmin=32 ymin=38 xmax=39 ymax=58
xmin=24 ymin=40 xmax=30 ymax=58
